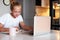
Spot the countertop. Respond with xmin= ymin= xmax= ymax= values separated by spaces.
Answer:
xmin=0 ymin=30 xmax=60 ymax=40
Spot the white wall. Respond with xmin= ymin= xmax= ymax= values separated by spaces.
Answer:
xmin=0 ymin=0 xmax=10 ymax=16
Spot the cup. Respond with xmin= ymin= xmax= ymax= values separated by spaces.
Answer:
xmin=9 ymin=27 xmax=17 ymax=36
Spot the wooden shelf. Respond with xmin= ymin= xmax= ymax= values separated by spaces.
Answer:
xmin=36 ymin=6 xmax=49 ymax=9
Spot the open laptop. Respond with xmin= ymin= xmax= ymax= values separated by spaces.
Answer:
xmin=34 ymin=16 xmax=51 ymax=36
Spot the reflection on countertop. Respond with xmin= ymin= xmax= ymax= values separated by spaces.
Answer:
xmin=34 ymin=30 xmax=60 ymax=40
xmin=0 ymin=30 xmax=60 ymax=40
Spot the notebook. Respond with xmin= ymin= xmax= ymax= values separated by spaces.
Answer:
xmin=34 ymin=16 xmax=51 ymax=36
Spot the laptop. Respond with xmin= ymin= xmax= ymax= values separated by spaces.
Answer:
xmin=34 ymin=16 xmax=51 ymax=36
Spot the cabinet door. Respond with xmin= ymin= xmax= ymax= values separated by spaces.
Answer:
xmin=52 ymin=1 xmax=60 ymax=30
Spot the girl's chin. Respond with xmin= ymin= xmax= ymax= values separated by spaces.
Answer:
xmin=15 ymin=16 xmax=19 ymax=17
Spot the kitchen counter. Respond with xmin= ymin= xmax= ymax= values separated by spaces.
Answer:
xmin=0 ymin=30 xmax=33 ymax=40
xmin=0 ymin=30 xmax=60 ymax=40
xmin=34 ymin=30 xmax=60 ymax=40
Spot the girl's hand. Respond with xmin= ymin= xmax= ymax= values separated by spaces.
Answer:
xmin=14 ymin=27 xmax=19 ymax=31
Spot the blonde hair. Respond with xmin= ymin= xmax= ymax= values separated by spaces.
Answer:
xmin=10 ymin=2 xmax=21 ymax=11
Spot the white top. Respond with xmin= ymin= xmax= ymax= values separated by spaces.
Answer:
xmin=0 ymin=13 xmax=23 ymax=28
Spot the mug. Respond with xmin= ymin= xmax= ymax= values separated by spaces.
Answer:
xmin=9 ymin=27 xmax=17 ymax=36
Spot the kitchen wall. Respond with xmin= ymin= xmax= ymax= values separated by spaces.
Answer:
xmin=0 ymin=0 xmax=10 ymax=16
xmin=23 ymin=0 xmax=35 ymax=26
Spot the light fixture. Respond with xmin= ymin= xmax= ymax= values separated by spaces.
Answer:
xmin=57 ymin=4 xmax=60 ymax=6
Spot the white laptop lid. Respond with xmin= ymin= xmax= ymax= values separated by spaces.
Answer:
xmin=34 ymin=16 xmax=51 ymax=36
